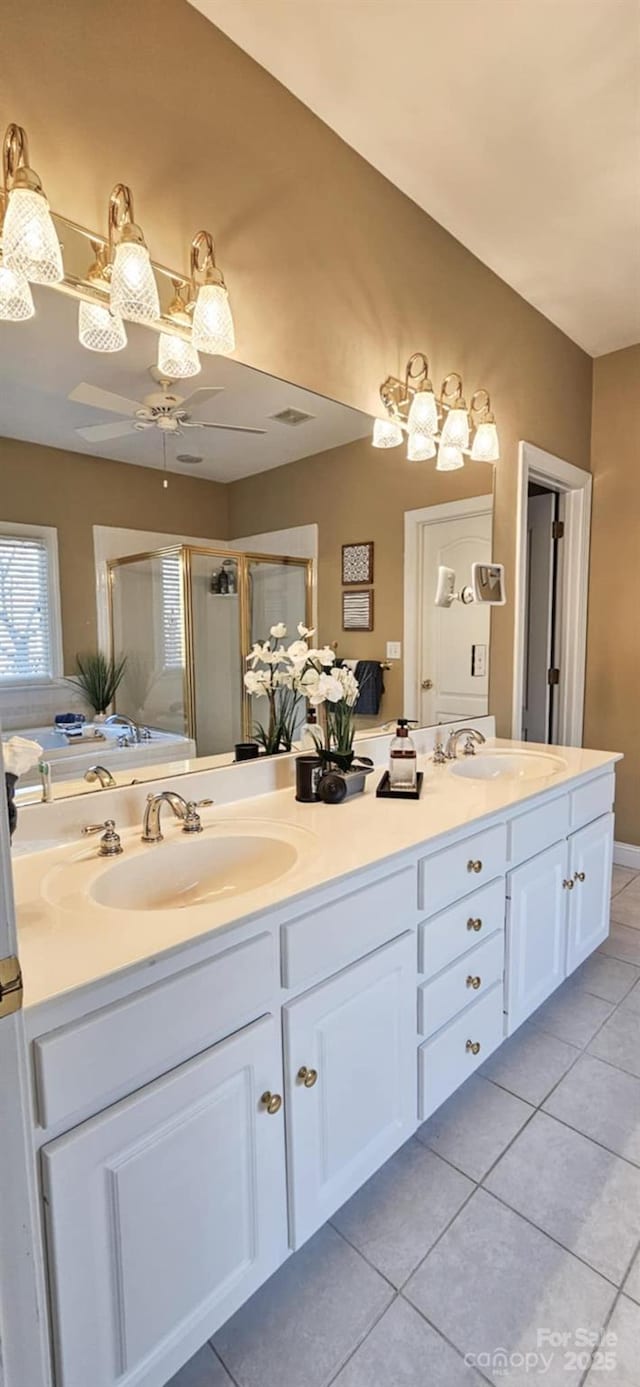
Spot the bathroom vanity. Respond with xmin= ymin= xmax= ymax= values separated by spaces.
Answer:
xmin=12 ymin=731 xmax=619 ymax=1387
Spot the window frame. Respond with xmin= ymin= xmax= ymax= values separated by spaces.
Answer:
xmin=0 ymin=520 xmax=64 ymax=687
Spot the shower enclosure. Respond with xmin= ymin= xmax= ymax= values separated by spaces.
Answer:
xmin=108 ymin=546 xmax=312 ymax=756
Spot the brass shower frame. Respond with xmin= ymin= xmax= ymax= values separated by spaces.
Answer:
xmin=107 ymin=545 xmax=313 ymax=747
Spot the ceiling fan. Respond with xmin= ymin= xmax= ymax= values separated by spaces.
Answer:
xmin=68 ymin=368 xmax=267 ymax=444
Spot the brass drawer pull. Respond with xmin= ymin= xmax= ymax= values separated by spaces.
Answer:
xmin=297 ymin=1066 xmax=318 ymax=1088
xmin=467 ymin=859 xmax=483 ymax=874
xmin=466 ymin=1039 xmax=481 ymax=1055
xmin=466 ymin=975 xmax=482 ymax=990
xmin=260 ymin=1091 xmax=282 ymax=1115
xmin=467 ymin=917 xmax=483 ymax=932
xmin=574 ymin=871 xmax=586 ymax=883
xmin=563 ymin=878 xmax=575 ymax=891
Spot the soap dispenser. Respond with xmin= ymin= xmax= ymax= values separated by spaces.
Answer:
xmin=388 ymin=719 xmax=418 ymax=791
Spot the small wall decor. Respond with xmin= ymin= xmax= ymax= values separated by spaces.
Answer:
xmin=342 ymin=589 xmax=374 ymax=631
xmin=342 ymin=541 xmax=374 ymax=586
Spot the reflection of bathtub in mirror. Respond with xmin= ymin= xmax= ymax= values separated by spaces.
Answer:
xmin=3 ymin=724 xmax=196 ymax=789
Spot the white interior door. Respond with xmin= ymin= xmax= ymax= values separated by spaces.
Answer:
xmin=522 ymin=493 xmax=555 ymax=742
xmin=420 ymin=511 xmax=492 ymax=724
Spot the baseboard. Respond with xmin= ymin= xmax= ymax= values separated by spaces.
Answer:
xmin=614 ymin=841 xmax=640 ymax=870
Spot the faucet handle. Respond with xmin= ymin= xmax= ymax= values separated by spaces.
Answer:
xmin=432 ymin=734 xmax=447 ymax=766
xmin=82 ymin=819 xmax=123 ymax=856
xmin=462 ymin=735 xmax=478 ymax=756
xmin=181 ymin=798 xmax=214 ymax=834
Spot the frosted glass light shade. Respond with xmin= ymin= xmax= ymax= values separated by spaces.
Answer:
xmin=440 ymin=406 xmax=470 ymax=450
xmin=407 ymin=388 xmax=438 ymax=438
xmin=436 ymin=444 xmax=464 ymax=472
xmin=158 ymin=331 xmax=201 ymax=379
xmin=3 ymin=187 xmax=63 ymax=284
xmin=372 ymin=416 xmax=403 ymax=448
xmin=470 ymin=420 xmax=500 ymax=462
xmin=408 ymin=432 xmax=436 ymax=462
xmin=191 ymin=283 xmax=235 ymax=355
xmin=78 ymin=299 xmax=127 ymax=352
xmin=0 ymin=261 xmax=35 ymax=320
xmin=110 ymin=241 xmax=160 ymax=323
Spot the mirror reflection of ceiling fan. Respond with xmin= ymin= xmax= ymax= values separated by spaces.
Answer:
xmin=68 ymin=367 xmax=268 ymax=445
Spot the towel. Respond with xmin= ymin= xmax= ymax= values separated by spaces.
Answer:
xmin=354 ymin=661 xmax=384 ymax=716
xmin=2 ymin=736 xmax=43 ymax=777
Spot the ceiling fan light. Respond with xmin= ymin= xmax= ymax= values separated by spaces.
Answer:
xmin=78 ymin=299 xmax=127 ymax=352
xmin=407 ymin=387 xmax=438 ymax=438
xmin=191 ymin=282 xmax=235 ymax=355
xmin=110 ymin=241 xmax=160 ymax=324
xmin=470 ymin=420 xmax=500 ymax=462
xmin=157 ymin=331 xmax=201 ymax=380
xmin=440 ymin=406 xmax=470 ymax=450
xmin=2 ymin=187 xmax=63 ymax=284
xmin=407 ymin=432 xmax=436 ymax=462
xmin=0 ymin=259 xmax=35 ymax=320
xmin=436 ymin=444 xmax=464 ymax=472
xmin=372 ymin=416 xmax=403 ymax=448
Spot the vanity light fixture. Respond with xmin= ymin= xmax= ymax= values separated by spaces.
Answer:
xmin=77 ymin=243 xmax=127 ymax=352
xmin=189 ymin=231 xmax=235 ymax=356
xmin=108 ymin=183 xmax=160 ymax=325
xmin=0 ymin=193 xmax=34 ymax=321
xmin=2 ymin=124 xmax=63 ymax=284
xmin=372 ymin=351 xmax=499 ymax=468
xmin=157 ymin=280 xmax=201 ymax=379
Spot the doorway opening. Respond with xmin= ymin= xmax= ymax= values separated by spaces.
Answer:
xmin=522 ymin=482 xmax=562 ymax=743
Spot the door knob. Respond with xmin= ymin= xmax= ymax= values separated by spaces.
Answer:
xmin=421 ymin=678 xmax=434 ymax=690
xmin=260 ymin=1091 xmax=282 ymax=1114
xmin=297 ymin=1065 xmax=318 ymax=1088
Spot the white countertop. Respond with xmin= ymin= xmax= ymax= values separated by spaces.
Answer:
xmin=13 ymin=738 xmax=621 ymax=1011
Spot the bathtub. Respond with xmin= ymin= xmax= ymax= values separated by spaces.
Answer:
xmin=3 ymin=723 xmax=197 ymax=788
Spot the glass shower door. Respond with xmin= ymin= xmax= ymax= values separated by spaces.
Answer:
xmin=110 ymin=550 xmax=188 ymax=736
xmin=246 ymin=558 xmax=310 ymax=744
xmin=190 ymin=551 xmax=243 ymax=756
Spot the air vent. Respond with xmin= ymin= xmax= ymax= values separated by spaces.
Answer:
xmin=176 ymin=454 xmax=203 ymax=465
xmin=269 ymin=407 xmax=315 ymax=427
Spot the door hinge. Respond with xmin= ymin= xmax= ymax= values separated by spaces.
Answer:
xmin=0 ymin=955 xmax=23 ymax=1017
xmin=548 ymin=668 xmax=560 ymax=687
xmin=552 ymin=520 xmax=565 ymax=540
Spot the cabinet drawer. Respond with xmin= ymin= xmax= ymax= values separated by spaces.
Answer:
xmin=571 ymin=773 xmax=615 ymax=830
xmin=508 ymin=795 xmax=569 ymax=866
xmin=280 ymin=866 xmax=417 ymax=990
xmin=418 ymin=932 xmax=504 ymax=1039
xmin=418 ymin=878 xmax=505 ymax=977
xmin=34 ymin=931 xmax=276 ymax=1131
xmin=418 ymin=982 xmax=504 ymax=1121
xmin=418 ymin=824 xmax=507 ymax=917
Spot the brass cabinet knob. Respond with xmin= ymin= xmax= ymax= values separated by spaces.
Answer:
xmin=467 ymin=859 xmax=483 ymax=874
xmin=563 ymin=878 xmax=575 ymax=890
xmin=297 ymin=1065 xmax=318 ymax=1088
xmin=466 ymin=1039 xmax=481 ymax=1055
xmin=260 ymin=1091 xmax=282 ymax=1115
xmin=467 ymin=917 xmax=483 ymax=932
xmin=574 ymin=870 xmax=586 ymax=883
xmin=466 ymin=975 xmax=482 ymax=990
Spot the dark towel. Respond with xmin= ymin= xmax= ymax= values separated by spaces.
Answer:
xmin=354 ymin=661 xmax=384 ymax=716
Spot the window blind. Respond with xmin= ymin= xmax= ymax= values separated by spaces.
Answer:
xmin=0 ymin=534 xmax=53 ymax=681
xmin=161 ymin=556 xmax=185 ymax=669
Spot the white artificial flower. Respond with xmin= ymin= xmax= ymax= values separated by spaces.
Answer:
xmin=297 ymin=623 xmax=315 ymax=639
xmin=244 ymin=669 xmax=270 ymax=696
xmin=247 ymin=641 xmax=269 ymax=668
xmin=286 ymin=639 xmax=309 ymax=661
xmin=316 ymin=646 xmax=336 ymax=668
xmin=308 ymin=672 xmax=343 ymax=706
xmin=270 ymin=622 xmax=287 ymax=639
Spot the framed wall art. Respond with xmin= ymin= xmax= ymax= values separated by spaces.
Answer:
xmin=342 ymin=541 xmax=374 ymax=586
xmin=342 ymin=589 xmax=374 ymax=631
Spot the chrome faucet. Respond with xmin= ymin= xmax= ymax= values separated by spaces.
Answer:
xmin=445 ymin=727 xmax=486 ymax=759
xmin=104 ymin=714 xmax=151 ymax=745
xmin=84 ymin=764 xmax=116 ymax=789
xmin=142 ymin=791 xmax=213 ymax=843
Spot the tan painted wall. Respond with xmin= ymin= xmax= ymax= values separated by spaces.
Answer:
xmin=584 ymin=345 xmax=640 ymax=845
xmin=229 ymin=437 xmax=492 ymax=716
xmin=0 ymin=438 xmax=228 ymax=670
xmin=1 ymin=0 xmax=593 ymax=729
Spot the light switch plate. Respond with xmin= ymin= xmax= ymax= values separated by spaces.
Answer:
xmin=386 ymin=641 xmax=402 ymax=660
xmin=471 ymin=643 xmax=487 ymax=677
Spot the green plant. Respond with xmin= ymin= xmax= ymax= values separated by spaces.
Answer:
xmin=66 ymin=651 xmax=128 ymax=715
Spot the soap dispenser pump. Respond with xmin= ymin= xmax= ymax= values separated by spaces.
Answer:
xmin=389 ymin=718 xmax=418 ymax=791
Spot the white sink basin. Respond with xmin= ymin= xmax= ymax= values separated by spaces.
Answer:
xmin=90 ymin=833 xmax=301 ymax=912
xmin=450 ymin=750 xmax=567 ymax=783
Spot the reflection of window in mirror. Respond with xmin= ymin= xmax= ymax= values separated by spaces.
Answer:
xmin=0 ymin=521 xmax=63 ymax=684
xmin=160 ymin=556 xmax=185 ymax=672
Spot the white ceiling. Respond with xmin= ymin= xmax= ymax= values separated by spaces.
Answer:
xmin=191 ymin=0 xmax=640 ymax=357
xmin=0 ymin=289 xmax=371 ymax=482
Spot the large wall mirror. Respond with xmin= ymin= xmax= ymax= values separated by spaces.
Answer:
xmin=0 ymin=222 xmax=494 ymax=803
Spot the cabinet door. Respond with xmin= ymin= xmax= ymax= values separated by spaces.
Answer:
xmin=283 ymin=932 xmax=416 ymax=1248
xmin=42 ymin=1015 xmax=288 ymax=1387
xmin=506 ymin=841 xmax=568 ymax=1033
xmin=566 ymin=813 xmax=614 ymax=974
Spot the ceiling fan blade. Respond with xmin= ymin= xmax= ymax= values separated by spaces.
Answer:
xmin=76 ymin=421 xmax=139 ymax=442
xmin=178 ymin=386 xmax=225 ymax=413
xmin=182 ymin=421 xmax=267 ymax=435
xmin=69 ymin=383 xmax=143 ymax=416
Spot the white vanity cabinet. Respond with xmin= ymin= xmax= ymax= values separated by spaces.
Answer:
xmin=566 ymin=812 xmax=614 ymax=973
xmin=283 ymin=931 xmax=416 ymax=1248
xmin=41 ymin=1014 xmax=288 ymax=1387
xmin=505 ymin=840 xmax=568 ymax=1031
